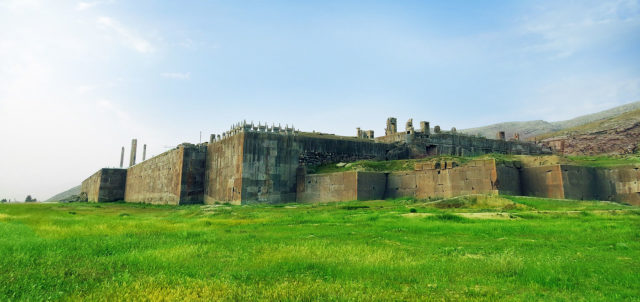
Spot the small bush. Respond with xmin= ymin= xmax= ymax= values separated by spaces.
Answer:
xmin=409 ymin=208 xmax=417 ymax=213
xmin=433 ymin=213 xmax=468 ymax=222
xmin=340 ymin=205 xmax=370 ymax=210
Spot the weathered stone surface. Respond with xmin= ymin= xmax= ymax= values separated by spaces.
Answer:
xmin=240 ymin=131 xmax=390 ymax=204
xmin=205 ymin=133 xmax=244 ymax=204
xmin=297 ymin=159 xmax=520 ymax=202
xmin=81 ymin=168 xmax=127 ymax=202
xmin=125 ymin=144 xmax=205 ymax=205
xmin=297 ymin=171 xmax=386 ymax=203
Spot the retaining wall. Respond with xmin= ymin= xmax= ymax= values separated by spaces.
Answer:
xmin=81 ymin=168 xmax=127 ymax=202
xmin=125 ymin=145 xmax=205 ymax=205
xmin=240 ymin=132 xmax=391 ymax=203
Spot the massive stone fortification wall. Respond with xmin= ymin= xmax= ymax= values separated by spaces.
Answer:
xmin=378 ymin=132 xmax=548 ymax=157
xmin=81 ymin=168 xmax=127 ymax=202
xmin=125 ymin=145 xmax=205 ymax=205
xmin=385 ymin=159 xmax=509 ymax=199
xmin=81 ymin=170 xmax=102 ymax=202
xmin=297 ymin=171 xmax=386 ymax=203
xmin=240 ymin=131 xmax=392 ymax=203
xmin=297 ymin=171 xmax=358 ymax=203
xmin=205 ymin=133 xmax=244 ymax=204
xmin=178 ymin=146 xmax=207 ymax=204
xmin=297 ymin=159 xmax=520 ymax=202
xmin=520 ymin=166 xmax=565 ymax=199
xmin=603 ymin=168 xmax=640 ymax=205
xmin=520 ymin=165 xmax=640 ymax=205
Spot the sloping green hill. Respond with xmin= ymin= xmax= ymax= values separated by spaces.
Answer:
xmin=45 ymin=185 xmax=81 ymax=202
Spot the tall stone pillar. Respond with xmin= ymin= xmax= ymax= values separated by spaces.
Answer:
xmin=129 ymin=139 xmax=137 ymax=167
xmin=142 ymin=144 xmax=147 ymax=161
xmin=119 ymin=147 xmax=124 ymax=168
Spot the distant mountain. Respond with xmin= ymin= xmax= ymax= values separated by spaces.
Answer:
xmin=538 ymin=109 xmax=640 ymax=155
xmin=46 ymin=185 xmax=81 ymax=202
xmin=460 ymin=101 xmax=640 ymax=140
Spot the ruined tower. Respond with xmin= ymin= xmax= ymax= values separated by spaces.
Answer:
xmin=405 ymin=119 xmax=414 ymax=134
xmin=497 ymin=131 xmax=506 ymax=141
xmin=420 ymin=121 xmax=430 ymax=135
xmin=385 ymin=117 xmax=398 ymax=136
xmin=129 ymin=139 xmax=137 ymax=167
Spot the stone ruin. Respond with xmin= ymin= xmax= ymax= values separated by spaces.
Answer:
xmin=79 ymin=117 xmax=640 ymax=206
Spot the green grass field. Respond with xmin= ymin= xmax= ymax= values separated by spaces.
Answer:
xmin=1 ymin=196 xmax=639 ymax=301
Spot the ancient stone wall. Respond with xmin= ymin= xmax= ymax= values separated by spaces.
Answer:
xmin=81 ymin=170 xmax=102 ymax=202
xmin=602 ymin=167 xmax=640 ymax=205
xmin=205 ymin=133 xmax=244 ymax=204
xmin=385 ymin=159 xmax=502 ymax=199
xmin=297 ymin=171 xmax=386 ymax=203
xmin=240 ymin=131 xmax=391 ymax=203
xmin=81 ymin=168 xmax=127 ymax=202
xmin=376 ymin=132 xmax=549 ymax=157
xmin=560 ymin=165 xmax=602 ymax=200
xmin=297 ymin=171 xmax=357 ymax=203
xmin=125 ymin=148 xmax=183 ymax=204
xmin=356 ymin=172 xmax=387 ymax=201
xmin=125 ymin=145 xmax=205 ymax=205
xmin=178 ymin=145 xmax=207 ymax=204
xmin=520 ymin=165 xmax=565 ymax=199
xmin=297 ymin=159 xmax=521 ymax=202
xmin=496 ymin=163 xmax=522 ymax=196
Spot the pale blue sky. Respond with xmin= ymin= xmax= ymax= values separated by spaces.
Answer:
xmin=1 ymin=0 xmax=639 ymax=200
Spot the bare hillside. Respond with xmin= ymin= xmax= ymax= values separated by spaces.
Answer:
xmin=538 ymin=109 xmax=640 ymax=155
xmin=460 ymin=101 xmax=640 ymax=139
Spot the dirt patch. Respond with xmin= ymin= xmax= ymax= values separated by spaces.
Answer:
xmin=401 ymin=213 xmax=434 ymax=218
xmin=457 ymin=212 xmax=518 ymax=220
xmin=430 ymin=195 xmax=529 ymax=211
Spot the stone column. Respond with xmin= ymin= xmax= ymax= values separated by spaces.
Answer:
xmin=129 ymin=139 xmax=137 ymax=167
xmin=142 ymin=144 xmax=147 ymax=161
xmin=119 ymin=147 xmax=124 ymax=168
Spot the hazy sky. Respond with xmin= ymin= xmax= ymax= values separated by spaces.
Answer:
xmin=1 ymin=0 xmax=639 ymax=200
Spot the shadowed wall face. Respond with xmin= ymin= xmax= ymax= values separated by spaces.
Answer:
xmin=81 ymin=168 xmax=127 ymax=202
xmin=180 ymin=146 xmax=206 ymax=204
xmin=520 ymin=165 xmax=565 ymax=199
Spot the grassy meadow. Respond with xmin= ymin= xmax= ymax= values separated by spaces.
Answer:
xmin=1 ymin=196 xmax=639 ymax=301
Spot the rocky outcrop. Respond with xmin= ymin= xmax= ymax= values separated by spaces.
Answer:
xmin=540 ymin=110 xmax=640 ymax=155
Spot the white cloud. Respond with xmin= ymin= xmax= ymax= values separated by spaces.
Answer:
xmin=520 ymin=0 xmax=640 ymax=58
xmin=97 ymin=16 xmax=155 ymax=54
xmin=0 ymin=2 xmax=159 ymax=201
xmin=160 ymin=72 xmax=191 ymax=80
xmin=75 ymin=0 xmax=113 ymax=11
xmin=76 ymin=1 xmax=98 ymax=10
xmin=522 ymin=75 xmax=640 ymax=121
